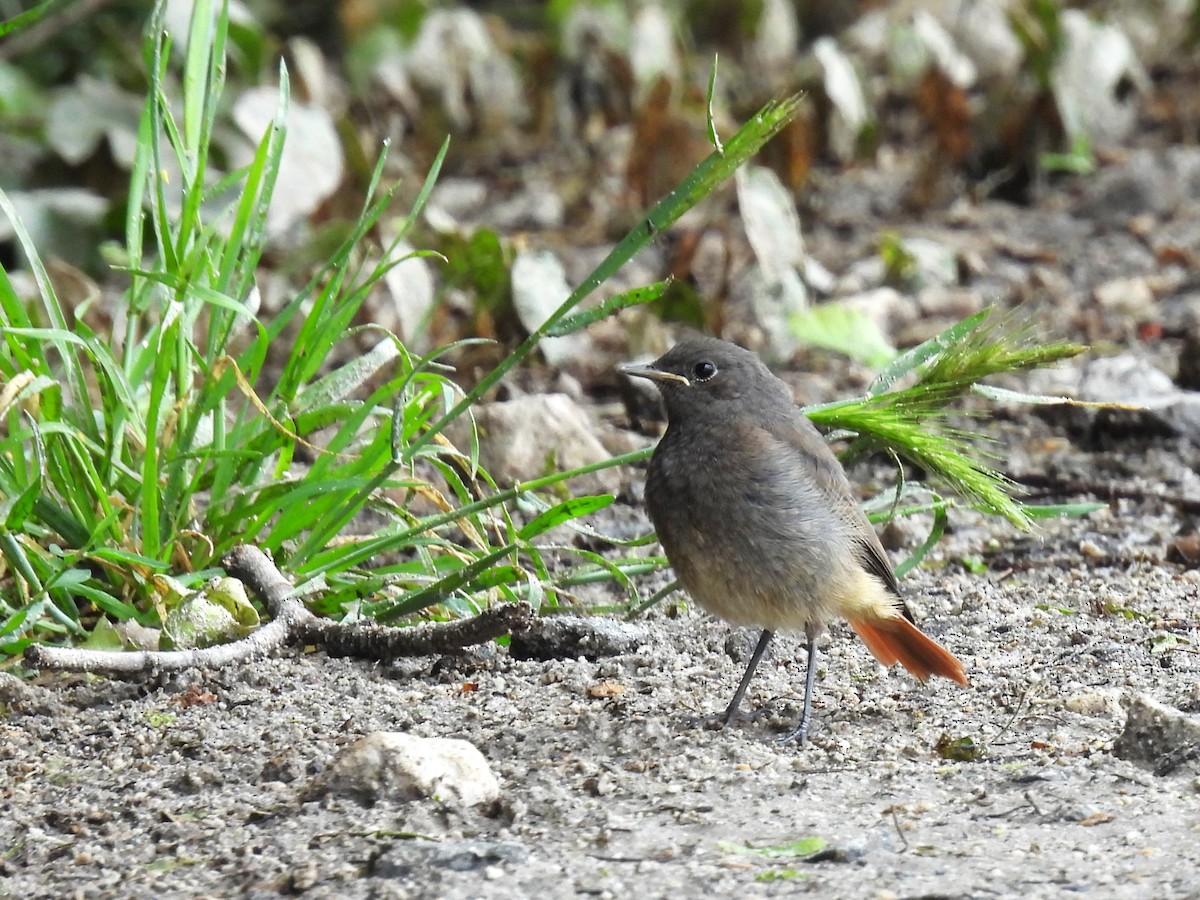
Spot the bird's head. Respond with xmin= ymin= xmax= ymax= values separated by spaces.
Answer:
xmin=618 ymin=336 xmax=791 ymax=420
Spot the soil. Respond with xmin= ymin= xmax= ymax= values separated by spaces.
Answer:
xmin=3 ymin=481 xmax=1200 ymax=899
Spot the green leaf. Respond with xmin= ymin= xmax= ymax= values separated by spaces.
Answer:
xmin=879 ymin=231 xmax=917 ymax=286
xmin=0 ymin=608 xmax=28 ymax=640
xmin=68 ymin=581 xmax=140 ymax=621
xmin=294 ymin=336 xmax=401 ymax=412
xmin=717 ymin=837 xmax=828 ymax=859
xmin=1022 ymin=502 xmax=1107 ymax=519
xmin=791 ymin=302 xmax=896 ymax=368
xmin=868 ymin=310 xmax=989 ymax=396
xmin=755 ymin=869 xmax=807 ymax=882
xmin=935 ymin=733 xmax=984 ymax=761
xmin=1151 ymin=633 xmax=1188 ymax=656
xmin=443 ymin=228 xmax=509 ymax=313
xmin=650 ymin=279 xmax=706 ymax=327
xmin=517 ymin=495 xmax=615 ymax=540
xmin=1105 ymin=602 xmax=1149 ymax=621
xmin=1040 ymin=134 xmax=1094 ymax=175
xmin=802 ymin=308 xmax=1088 ymax=531
xmin=545 ymin=280 xmax=672 ymax=337
xmin=465 ymin=565 xmax=526 ymax=591
xmin=403 ymin=93 xmax=803 ymax=463
xmin=0 ymin=0 xmax=57 ymax=39
xmin=82 ymin=616 xmax=126 ymax=651
xmin=369 ymin=544 xmax=518 ymax=622
xmin=894 ymin=503 xmax=948 ymax=578
xmin=960 ymin=555 xmax=987 ymax=575
xmin=86 ymin=547 xmax=172 ymax=570
xmin=161 ymin=577 xmax=259 ymax=649
xmin=2 ymin=460 xmax=41 ymax=532
xmin=705 ymin=54 xmax=724 ymax=155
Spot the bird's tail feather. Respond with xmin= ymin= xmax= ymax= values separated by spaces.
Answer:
xmin=848 ymin=617 xmax=968 ymax=685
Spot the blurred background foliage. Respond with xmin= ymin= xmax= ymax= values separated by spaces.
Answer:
xmin=2 ymin=0 xmax=1196 ymax=357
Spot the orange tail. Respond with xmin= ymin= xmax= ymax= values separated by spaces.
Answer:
xmin=848 ymin=617 xmax=968 ymax=685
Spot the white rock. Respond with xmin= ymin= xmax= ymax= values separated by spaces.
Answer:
xmin=753 ymin=0 xmax=799 ymax=85
xmin=948 ymin=0 xmax=1023 ymax=81
xmin=408 ymin=9 xmax=524 ymax=132
xmin=834 ymin=287 xmax=918 ymax=343
xmin=46 ymin=76 xmax=142 ymax=167
xmin=736 ymin=164 xmax=805 ymax=285
xmin=324 ymin=732 xmax=500 ymax=807
xmin=629 ymin=4 xmax=679 ymax=90
xmin=841 ymin=236 xmax=958 ymax=293
xmin=1093 ymin=276 xmax=1155 ymax=320
xmin=912 ymin=10 xmax=976 ymax=89
xmin=232 ymin=88 xmax=343 ymax=237
xmin=425 ymin=177 xmax=489 ymax=232
xmin=1113 ymin=695 xmax=1200 ymax=773
xmin=1063 ymin=690 xmax=1122 ymax=718
xmin=381 ymin=240 xmax=436 ymax=350
xmin=1052 ymin=10 xmax=1147 ymax=149
xmin=510 ymin=249 xmax=591 ymax=367
xmin=445 ymin=393 xmax=619 ymax=495
xmin=1069 ymin=355 xmax=1200 ymax=445
xmin=813 ymin=37 xmax=869 ymax=161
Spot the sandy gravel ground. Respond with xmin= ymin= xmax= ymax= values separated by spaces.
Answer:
xmin=3 ymin=420 xmax=1200 ymax=899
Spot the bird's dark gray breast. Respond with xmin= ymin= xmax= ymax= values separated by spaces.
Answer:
xmin=644 ymin=413 xmax=856 ymax=628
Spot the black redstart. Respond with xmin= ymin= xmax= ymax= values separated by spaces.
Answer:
xmin=620 ymin=336 xmax=967 ymax=742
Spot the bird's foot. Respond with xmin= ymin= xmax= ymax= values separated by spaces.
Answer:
xmin=774 ymin=723 xmax=810 ymax=745
xmin=774 ymin=711 xmax=819 ymax=745
xmin=681 ymin=711 xmax=741 ymax=732
xmin=683 ymin=705 xmax=780 ymax=734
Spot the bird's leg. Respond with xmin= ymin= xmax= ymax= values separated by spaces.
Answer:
xmin=722 ymin=629 xmax=774 ymax=725
xmin=779 ymin=623 xmax=821 ymax=744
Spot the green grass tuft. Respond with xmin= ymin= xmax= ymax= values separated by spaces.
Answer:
xmin=0 ymin=0 xmax=805 ymax=653
xmin=807 ymin=307 xmax=1086 ymax=530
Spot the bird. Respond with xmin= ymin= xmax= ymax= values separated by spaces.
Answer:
xmin=620 ymin=336 xmax=967 ymax=742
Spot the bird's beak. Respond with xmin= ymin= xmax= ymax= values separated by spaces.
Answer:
xmin=618 ymin=362 xmax=690 ymax=387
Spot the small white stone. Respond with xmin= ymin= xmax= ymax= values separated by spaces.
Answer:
xmin=321 ymin=731 xmax=500 ymax=807
xmin=1063 ymin=690 xmax=1121 ymax=717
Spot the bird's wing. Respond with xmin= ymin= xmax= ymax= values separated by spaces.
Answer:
xmin=769 ymin=408 xmax=911 ymax=614
xmin=849 ymin=517 xmax=904 ymax=599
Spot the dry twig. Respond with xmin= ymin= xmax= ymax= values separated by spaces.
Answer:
xmin=23 ymin=545 xmax=534 ymax=675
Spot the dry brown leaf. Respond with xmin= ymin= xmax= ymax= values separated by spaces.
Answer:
xmin=587 ymin=680 xmax=626 ymax=698
xmin=173 ymin=685 xmax=218 ymax=708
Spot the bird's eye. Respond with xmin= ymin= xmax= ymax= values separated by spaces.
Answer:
xmin=692 ymin=361 xmax=718 ymax=382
